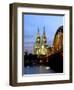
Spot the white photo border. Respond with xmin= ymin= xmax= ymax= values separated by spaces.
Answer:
xmin=17 ymin=7 xmax=70 ymax=83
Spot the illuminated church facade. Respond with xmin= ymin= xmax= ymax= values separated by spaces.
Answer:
xmin=33 ymin=26 xmax=63 ymax=56
xmin=33 ymin=27 xmax=49 ymax=55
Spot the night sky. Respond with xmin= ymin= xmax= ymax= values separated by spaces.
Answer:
xmin=24 ymin=14 xmax=64 ymax=53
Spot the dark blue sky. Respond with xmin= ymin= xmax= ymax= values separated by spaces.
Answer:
xmin=24 ymin=14 xmax=64 ymax=53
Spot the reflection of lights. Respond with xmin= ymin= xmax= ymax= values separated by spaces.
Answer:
xmin=46 ymin=59 xmax=48 ymax=62
xmin=40 ymin=60 xmax=42 ymax=63
xmin=27 ymin=66 xmax=30 ymax=68
xmin=45 ymin=67 xmax=50 ymax=70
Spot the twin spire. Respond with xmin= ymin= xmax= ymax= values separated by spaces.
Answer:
xmin=34 ymin=27 xmax=48 ymax=55
xmin=37 ymin=27 xmax=45 ymax=36
xmin=36 ymin=26 xmax=47 ymax=45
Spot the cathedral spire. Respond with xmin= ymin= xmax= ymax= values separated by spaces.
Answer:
xmin=38 ymin=27 xmax=39 ymax=33
xmin=33 ymin=28 xmax=41 ymax=55
xmin=36 ymin=28 xmax=40 ymax=43
xmin=37 ymin=28 xmax=40 ymax=37
xmin=43 ymin=26 xmax=45 ymax=34
xmin=33 ymin=27 xmax=48 ymax=55
xmin=42 ymin=26 xmax=47 ymax=45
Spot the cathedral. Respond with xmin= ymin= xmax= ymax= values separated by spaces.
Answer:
xmin=33 ymin=27 xmax=49 ymax=55
xmin=33 ymin=26 xmax=63 ymax=56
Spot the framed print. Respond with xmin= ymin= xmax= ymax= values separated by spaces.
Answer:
xmin=9 ymin=3 xmax=72 ymax=86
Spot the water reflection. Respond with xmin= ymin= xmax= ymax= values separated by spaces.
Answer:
xmin=23 ymin=65 xmax=55 ymax=74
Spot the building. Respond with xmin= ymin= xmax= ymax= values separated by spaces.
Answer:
xmin=33 ymin=28 xmax=41 ymax=55
xmin=33 ymin=26 xmax=63 ymax=57
xmin=33 ymin=27 xmax=49 ymax=56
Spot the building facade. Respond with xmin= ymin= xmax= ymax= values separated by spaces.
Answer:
xmin=33 ymin=26 xmax=63 ymax=56
xmin=33 ymin=27 xmax=49 ymax=55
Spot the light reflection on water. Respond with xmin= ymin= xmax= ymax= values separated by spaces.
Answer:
xmin=23 ymin=65 xmax=55 ymax=74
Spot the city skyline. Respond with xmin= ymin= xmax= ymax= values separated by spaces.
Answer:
xmin=24 ymin=14 xmax=64 ymax=53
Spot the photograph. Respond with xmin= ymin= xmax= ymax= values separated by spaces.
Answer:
xmin=10 ymin=3 xmax=72 ymax=86
xmin=23 ymin=14 xmax=63 ymax=75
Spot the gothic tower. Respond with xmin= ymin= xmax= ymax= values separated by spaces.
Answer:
xmin=33 ymin=27 xmax=48 ymax=55
xmin=42 ymin=27 xmax=47 ymax=45
xmin=33 ymin=28 xmax=41 ymax=55
xmin=40 ymin=27 xmax=48 ymax=55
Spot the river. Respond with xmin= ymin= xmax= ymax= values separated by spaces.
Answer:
xmin=23 ymin=65 xmax=55 ymax=74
